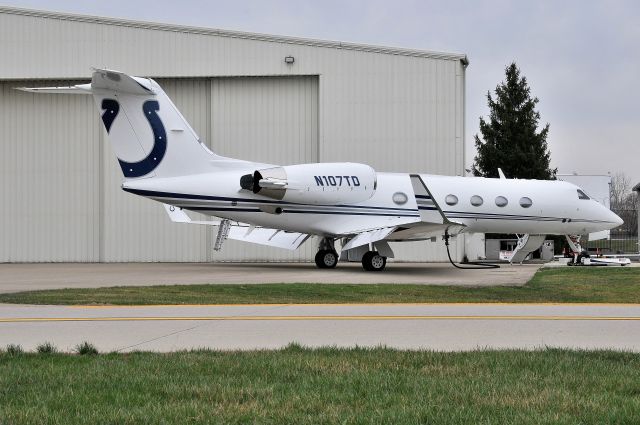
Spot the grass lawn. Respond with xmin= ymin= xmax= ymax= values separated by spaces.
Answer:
xmin=1 ymin=267 xmax=640 ymax=305
xmin=1 ymin=346 xmax=639 ymax=424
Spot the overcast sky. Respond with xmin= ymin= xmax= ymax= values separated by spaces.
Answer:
xmin=7 ymin=0 xmax=640 ymax=182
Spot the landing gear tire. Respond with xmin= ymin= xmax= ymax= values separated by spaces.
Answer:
xmin=315 ymin=250 xmax=338 ymax=269
xmin=362 ymin=251 xmax=386 ymax=271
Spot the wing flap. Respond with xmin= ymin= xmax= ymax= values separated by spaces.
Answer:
xmin=387 ymin=222 xmax=466 ymax=241
xmin=342 ymin=227 xmax=397 ymax=250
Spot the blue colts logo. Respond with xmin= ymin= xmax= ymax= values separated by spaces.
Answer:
xmin=100 ymin=99 xmax=167 ymax=178
xmin=101 ymin=99 xmax=119 ymax=132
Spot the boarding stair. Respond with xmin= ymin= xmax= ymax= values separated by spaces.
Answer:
xmin=505 ymin=234 xmax=547 ymax=264
xmin=214 ymin=219 xmax=231 ymax=251
xmin=565 ymin=235 xmax=583 ymax=253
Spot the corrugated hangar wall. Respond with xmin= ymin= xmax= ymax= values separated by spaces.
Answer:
xmin=1 ymin=76 xmax=319 ymax=262
xmin=0 ymin=7 xmax=467 ymax=263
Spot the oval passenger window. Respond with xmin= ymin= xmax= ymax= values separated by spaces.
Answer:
xmin=470 ymin=195 xmax=483 ymax=207
xmin=495 ymin=196 xmax=508 ymax=207
xmin=445 ymin=194 xmax=458 ymax=206
xmin=519 ymin=197 xmax=533 ymax=208
xmin=392 ymin=192 xmax=408 ymax=205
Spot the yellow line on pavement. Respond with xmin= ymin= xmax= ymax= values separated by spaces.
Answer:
xmin=2 ymin=315 xmax=640 ymax=323
xmin=67 ymin=302 xmax=640 ymax=309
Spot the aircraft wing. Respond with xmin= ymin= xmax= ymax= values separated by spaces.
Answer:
xmin=340 ymin=220 xmax=467 ymax=250
xmin=227 ymin=227 xmax=310 ymax=250
xmin=341 ymin=227 xmax=398 ymax=251
xmin=163 ymin=204 xmax=309 ymax=250
xmin=337 ymin=174 xmax=468 ymax=248
xmin=386 ymin=222 xmax=466 ymax=241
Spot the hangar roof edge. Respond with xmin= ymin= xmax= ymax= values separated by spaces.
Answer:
xmin=0 ymin=6 xmax=469 ymax=66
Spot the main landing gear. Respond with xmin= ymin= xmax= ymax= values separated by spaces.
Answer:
xmin=315 ymin=237 xmax=338 ymax=269
xmin=315 ymin=249 xmax=338 ymax=269
xmin=361 ymin=251 xmax=386 ymax=271
xmin=314 ymin=237 xmax=387 ymax=271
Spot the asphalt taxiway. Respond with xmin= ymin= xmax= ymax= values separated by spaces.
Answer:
xmin=1 ymin=303 xmax=638 ymax=352
xmin=0 ymin=262 xmax=541 ymax=293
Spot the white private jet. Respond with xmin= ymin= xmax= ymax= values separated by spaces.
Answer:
xmin=19 ymin=69 xmax=623 ymax=271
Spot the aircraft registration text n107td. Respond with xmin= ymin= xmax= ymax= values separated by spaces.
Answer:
xmin=18 ymin=69 xmax=623 ymax=271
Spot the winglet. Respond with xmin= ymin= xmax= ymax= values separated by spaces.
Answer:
xmin=498 ymin=168 xmax=506 ymax=179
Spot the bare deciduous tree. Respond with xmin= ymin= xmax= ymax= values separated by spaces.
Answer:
xmin=610 ymin=172 xmax=637 ymax=236
xmin=610 ymin=172 xmax=632 ymax=211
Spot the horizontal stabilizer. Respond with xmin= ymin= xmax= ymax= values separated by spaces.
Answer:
xmin=16 ymin=84 xmax=92 ymax=94
xmin=19 ymin=69 xmax=155 ymax=97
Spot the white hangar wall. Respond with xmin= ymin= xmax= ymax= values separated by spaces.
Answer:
xmin=0 ymin=7 xmax=467 ymax=263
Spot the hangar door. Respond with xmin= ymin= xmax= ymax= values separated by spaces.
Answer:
xmin=0 ymin=76 xmax=318 ymax=262
xmin=209 ymin=75 xmax=319 ymax=261
xmin=104 ymin=75 xmax=319 ymax=262
xmin=0 ymin=80 xmax=101 ymax=262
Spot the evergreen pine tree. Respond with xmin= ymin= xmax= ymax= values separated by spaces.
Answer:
xmin=472 ymin=63 xmax=556 ymax=179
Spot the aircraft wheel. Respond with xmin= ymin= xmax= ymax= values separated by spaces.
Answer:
xmin=315 ymin=250 xmax=338 ymax=269
xmin=362 ymin=251 xmax=386 ymax=271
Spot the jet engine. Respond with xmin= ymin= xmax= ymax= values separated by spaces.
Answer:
xmin=240 ymin=162 xmax=377 ymax=205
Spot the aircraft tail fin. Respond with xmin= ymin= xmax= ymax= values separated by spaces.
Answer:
xmin=90 ymin=69 xmax=222 ymax=179
xmin=20 ymin=69 xmax=229 ymax=179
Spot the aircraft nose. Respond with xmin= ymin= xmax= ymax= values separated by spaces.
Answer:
xmin=613 ymin=211 xmax=624 ymax=226
xmin=606 ymin=209 xmax=623 ymax=228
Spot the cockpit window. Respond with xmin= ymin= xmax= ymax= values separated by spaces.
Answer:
xmin=577 ymin=189 xmax=590 ymax=200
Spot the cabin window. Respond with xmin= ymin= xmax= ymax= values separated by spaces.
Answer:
xmin=495 ymin=196 xmax=508 ymax=207
xmin=445 ymin=194 xmax=458 ymax=206
xmin=577 ymin=189 xmax=590 ymax=200
xmin=392 ymin=192 xmax=408 ymax=205
xmin=470 ymin=195 xmax=483 ymax=207
xmin=519 ymin=197 xmax=533 ymax=208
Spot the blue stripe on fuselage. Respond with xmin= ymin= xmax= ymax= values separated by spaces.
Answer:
xmin=123 ymin=187 xmax=419 ymax=213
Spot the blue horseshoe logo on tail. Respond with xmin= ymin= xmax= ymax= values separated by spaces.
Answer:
xmin=101 ymin=99 xmax=119 ymax=132
xmin=100 ymin=99 xmax=167 ymax=178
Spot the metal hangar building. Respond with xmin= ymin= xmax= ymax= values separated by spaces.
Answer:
xmin=0 ymin=6 xmax=469 ymax=263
